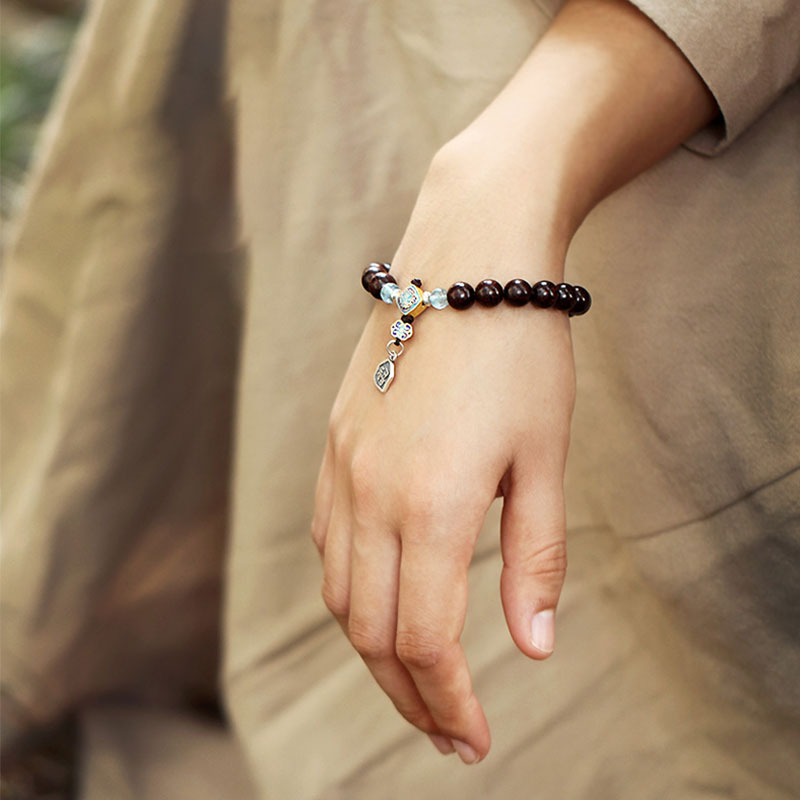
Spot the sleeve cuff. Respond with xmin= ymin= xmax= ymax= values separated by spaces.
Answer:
xmin=626 ymin=0 xmax=800 ymax=156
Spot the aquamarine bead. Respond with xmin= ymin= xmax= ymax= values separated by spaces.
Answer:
xmin=380 ymin=282 xmax=400 ymax=304
xmin=429 ymin=287 xmax=449 ymax=309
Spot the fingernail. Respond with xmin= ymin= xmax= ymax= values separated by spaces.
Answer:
xmin=531 ymin=609 xmax=555 ymax=654
xmin=427 ymin=733 xmax=455 ymax=754
xmin=452 ymin=739 xmax=479 ymax=764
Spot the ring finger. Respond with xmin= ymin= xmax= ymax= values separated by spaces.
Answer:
xmin=348 ymin=510 xmax=452 ymax=751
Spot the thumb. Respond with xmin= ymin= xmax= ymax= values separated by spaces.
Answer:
xmin=499 ymin=462 xmax=568 ymax=660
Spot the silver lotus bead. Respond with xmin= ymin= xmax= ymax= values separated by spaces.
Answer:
xmin=429 ymin=287 xmax=449 ymax=309
xmin=380 ymin=282 xmax=400 ymax=304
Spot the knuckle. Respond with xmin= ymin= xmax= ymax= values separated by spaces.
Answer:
xmin=329 ymin=417 xmax=355 ymax=461
xmin=402 ymin=467 xmax=447 ymax=504
xmin=393 ymin=700 xmax=433 ymax=731
xmin=397 ymin=501 xmax=436 ymax=532
xmin=401 ymin=472 xmax=485 ymax=521
xmin=330 ymin=431 xmax=349 ymax=462
xmin=321 ymin=580 xmax=349 ymax=619
xmin=327 ymin=396 xmax=348 ymax=436
xmin=398 ymin=489 xmax=484 ymax=552
xmin=348 ymin=618 xmax=394 ymax=661
xmin=395 ymin=630 xmax=447 ymax=670
xmin=309 ymin=517 xmax=326 ymax=551
xmin=520 ymin=537 xmax=568 ymax=583
xmin=327 ymin=408 xmax=341 ymax=436
xmin=349 ymin=450 xmax=380 ymax=509
xmin=396 ymin=485 xmax=448 ymax=529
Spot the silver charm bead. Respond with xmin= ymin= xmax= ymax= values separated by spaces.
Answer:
xmin=422 ymin=291 xmax=431 ymax=306
xmin=429 ymin=287 xmax=449 ymax=309
xmin=380 ymin=282 xmax=400 ymax=304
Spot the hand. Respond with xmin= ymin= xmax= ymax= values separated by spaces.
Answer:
xmin=310 ymin=141 xmax=576 ymax=764
xmin=309 ymin=0 xmax=718 ymax=768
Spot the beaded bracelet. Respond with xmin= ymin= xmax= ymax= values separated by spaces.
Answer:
xmin=362 ymin=262 xmax=592 ymax=392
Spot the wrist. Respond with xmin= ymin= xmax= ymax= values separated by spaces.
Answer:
xmin=438 ymin=65 xmax=605 ymax=247
xmin=436 ymin=126 xmax=582 ymax=254
xmin=390 ymin=138 xmax=574 ymax=292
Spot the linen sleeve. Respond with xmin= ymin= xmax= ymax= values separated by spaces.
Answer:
xmin=627 ymin=0 xmax=800 ymax=155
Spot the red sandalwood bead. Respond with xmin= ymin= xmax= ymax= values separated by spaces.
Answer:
xmin=446 ymin=281 xmax=475 ymax=310
xmin=554 ymin=283 xmax=577 ymax=311
xmin=368 ymin=271 xmax=394 ymax=298
xmin=531 ymin=280 xmax=556 ymax=308
xmin=569 ymin=286 xmax=592 ymax=316
xmin=475 ymin=279 xmax=504 ymax=307
xmin=503 ymin=278 xmax=532 ymax=306
xmin=362 ymin=263 xmax=384 ymax=292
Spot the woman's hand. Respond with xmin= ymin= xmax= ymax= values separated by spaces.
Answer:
xmin=311 ymin=0 xmax=717 ymax=765
xmin=310 ymin=140 xmax=576 ymax=764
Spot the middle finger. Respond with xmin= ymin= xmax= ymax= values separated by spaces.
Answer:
xmin=348 ymin=505 xmax=450 ymax=747
xmin=396 ymin=515 xmax=491 ymax=764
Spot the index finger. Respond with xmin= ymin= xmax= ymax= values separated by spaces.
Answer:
xmin=395 ymin=515 xmax=491 ymax=764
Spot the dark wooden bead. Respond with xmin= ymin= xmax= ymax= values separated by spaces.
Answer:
xmin=531 ymin=280 xmax=556 ymax=308
xmin=401 ymin=314 xmax=414 ymax=324
xmin=394 ymin=338 xmax=401 ymax=345
xmin=411 ymin=278 xmax=422 ymax=287
xmin=368 ymin=271 xmax=394 ymax=298
xmin=447 ymin=281 xmax=475 ymax=310
xmin=554 ymin=282 xmax=577 ymax=311
xmin=475 ymin=279 xmax=504 ymax=307
xmin=362 ymin=263 xmax=384 ymax=292
xmin=503 ymin=278 xmax=532 ymax=306
xmin=569 ymin=286 xmax=592 ymax=316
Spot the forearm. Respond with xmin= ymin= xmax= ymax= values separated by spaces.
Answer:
xmin=423 ymin=0 xmax=718 ymax=281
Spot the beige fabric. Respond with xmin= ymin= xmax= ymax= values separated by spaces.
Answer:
xmin=629 ymin=0 xmax=800 ymax=153
xmin=78 ymin=705 xmax=257 ymax=800
xmin=2 ymin=0 xmax=799 ymax=798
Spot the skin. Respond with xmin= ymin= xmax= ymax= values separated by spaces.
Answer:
xmin=310 ymin=0 xmax=718 ymax=765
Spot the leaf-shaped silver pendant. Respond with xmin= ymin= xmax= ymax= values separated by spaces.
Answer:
xmin=374 ymin=358 xmax=395 ymax=392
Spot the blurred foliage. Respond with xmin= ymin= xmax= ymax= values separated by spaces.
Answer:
xmin=1 ymin=2 xmax=81 ymax=222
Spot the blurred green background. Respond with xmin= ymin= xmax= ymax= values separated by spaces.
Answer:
xmin=1 ymin=0 xmax=81 ymax=241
